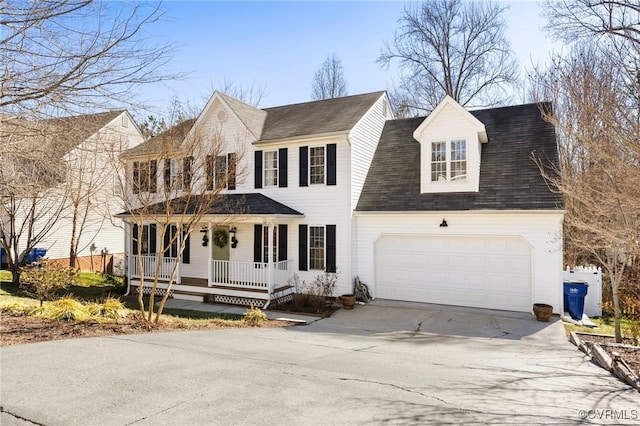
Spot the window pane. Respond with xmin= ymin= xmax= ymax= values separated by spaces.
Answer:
xmin=431 ymin=142 xmax=447 ymax=182
xmin=262 ymin=227 xmax=278 ymax=263
xmin=310 ymin=146 xmax=325 ymax=185
xmin=309 ymin=226 xmax=324 ymax=270
xmin=451 ymin=140 xmax=467 ymax=181
xmin=264 ymin=151 xmax=278 ymax=186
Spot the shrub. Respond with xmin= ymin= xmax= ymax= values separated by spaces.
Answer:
xmin=20 ymin=260 xmax=78 ymax=305
xmin=101 ymin=298 xmax=127 ymax=319
xmin=32 ymin=298 xmax=89 ymax=321
xmin=0 ymin=301 xmax=28 ymax=315
xmin=243 ymin=305 xmax=267 ymax=326
xmin=307 ymin=269 xmax=339 ymax=298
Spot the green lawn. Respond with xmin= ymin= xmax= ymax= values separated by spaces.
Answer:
xmin=563 ymin=316 xmax=637 ymax=338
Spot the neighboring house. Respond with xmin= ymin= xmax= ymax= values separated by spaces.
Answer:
xmin=119 ymin=92 xmax=564 ymax=313
xmin=1 ymin=110 xmax=143 ymax=272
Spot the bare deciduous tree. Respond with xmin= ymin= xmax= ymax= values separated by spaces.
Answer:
xmin=113 ymin=116 xmax=248 ymax=324
xmin=310 ymin=53 xmax=348 ymax=100
xmin=531 ymin=44 xmax=640 ymax=342
xmin=378 ymin=0 xmax=519 ymax=115
xmin=0 ymin=0 xmax=180 ymax=117
xmin=544 ymin=0 xmax=640 ymax=48
xmin=0 ymin=119 xmax=70 ymax=284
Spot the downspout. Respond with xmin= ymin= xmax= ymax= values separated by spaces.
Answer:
xmin=123 ymin=220 xmax=132 ymax=296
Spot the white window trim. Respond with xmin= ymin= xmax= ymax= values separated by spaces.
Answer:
xmin=309 ymin=146 xmax=326 ymax=185
xmin=308 ymin=225 xmax=325 ymax=270
xmin=429 ymin=139 xmax=468 ymax=183
xmin=264 ymin=150 xmax=278 ymax=187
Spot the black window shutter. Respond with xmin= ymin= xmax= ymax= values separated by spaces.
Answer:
xmin=255 ymin=150 xmax=263 ymax=189
xmin=298 ymin=224 xmax=308 ymax=271
xmin=278 ymin=148 xmax=288 ymax=188
xmin=206 ymin=155 xmax=213 ymax=190
xmin=227 ymin=153 xmax=237 ymax=190
xmin=183 ymin=157 xmax=193 ymax=190
xmin=132 ymin=162 xmax=140 ymax=194
xmin=326 ymin=225 xmax=336 ymax=273
xmin=253 ymin=224 xmax=262 ymax=263
xmin=299 ymin=146 xmax=308 ymax=187
xmin=327 ymin=144 xmax=337 ymax=186
xmin=164 ymin=159 xmax=171 ymax=190
xmin=182 ymin=227 xmax=190 ymax=264
xmin=149 ymin=224 xmax=157 ymax=254
xmin=149 ymin=160 xmax=157 ymax=193
xmin=278 ymin=224 xmax=287 ymax=261
xmin=163 ymin=225 xmax=171 ymax=257
xmin=132 ymin=224 xmax=139 ymax=255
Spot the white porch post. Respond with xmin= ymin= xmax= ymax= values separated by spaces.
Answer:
xmin=176 ymin=223 xmax=181 ymax=285
xmin=207 ymin=222 xmax=212 ymax=286
xmin=127 ymin=221 xmax=132 ymax=283
xmin=267 ymin=221 xmax=275 ymax=292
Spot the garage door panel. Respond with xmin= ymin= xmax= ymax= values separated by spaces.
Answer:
xmin=375 ymin=235 xmax=532 ymax=312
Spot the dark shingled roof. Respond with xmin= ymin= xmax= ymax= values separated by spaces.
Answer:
xmin=258 ymin=91 xmax=385 ymax=142
xmin=122 ymin=118 xmax=196 ymax=158
xmin=121 ymin=91 xmax=385 ymax=155
xmin=356 ymin=102 xmax=564 ymax=212
xmin=117 ymin=193 xmax=303 ymax=217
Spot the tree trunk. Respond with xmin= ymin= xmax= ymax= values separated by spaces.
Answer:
xmin=610 ymin=271 xmax=623 ymax=343
xmin=69 ymin=204 xmax=79 ymax=269
xmin=11 ymin=265 xmax=20 ymax=285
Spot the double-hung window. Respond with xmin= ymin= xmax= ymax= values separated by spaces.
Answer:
xmin=206 ymin=153 xmax=236 ymax=190
xmin=309 ymin=226 xmax=325 ymax=270
xmin=164 ymin=159 xmax=183 ymax=192
xmin=264 ymin=151 xmax=278 ymax=187
xmin=262 ymin=226 xmax=278 ymax=263
xmin=132 ymin=160 xmax=157 ymax=193
xmin=133 ymin=224 xmax=156 ymax=255
xmin=430 ymin=139 xmax=467 ymax=182
xmin=309 ymin=146 xmax=325 ymax=185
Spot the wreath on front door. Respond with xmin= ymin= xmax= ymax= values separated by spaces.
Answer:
xmin=213 ymin=229 xmax=228 ymax=248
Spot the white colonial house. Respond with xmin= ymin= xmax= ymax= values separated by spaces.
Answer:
xmin=1 ymin=110 xmax=143 ymax=273
xmin=119 ymin=92 xmax=565 ymax=313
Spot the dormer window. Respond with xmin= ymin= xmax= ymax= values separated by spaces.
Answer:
xmin=431 ymin=140 xmax=467 ymax=183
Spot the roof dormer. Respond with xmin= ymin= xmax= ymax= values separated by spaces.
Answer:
xmin=413 ymin=96 xmax=487 ymax=194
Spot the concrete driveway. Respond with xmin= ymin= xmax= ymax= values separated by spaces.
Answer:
xmin=1 ymin=300 xmax=638 ymax=425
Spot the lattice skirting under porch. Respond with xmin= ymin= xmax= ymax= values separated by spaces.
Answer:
xmin=271 ymin=293 xmax=293 ymax=306
xmin=205 ymin=294 xmax=267 ymax=308
xmin=134 ymin=286 xmax=174 ymax=298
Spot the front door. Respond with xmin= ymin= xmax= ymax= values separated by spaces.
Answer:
xmin=212 ymin=226 xmax=230 ymax=283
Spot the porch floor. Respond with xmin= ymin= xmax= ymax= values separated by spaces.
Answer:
xmin=159 ymin=299 xmax=320 ymax=324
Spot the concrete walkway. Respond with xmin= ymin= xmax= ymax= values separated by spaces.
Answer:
xmin=161 ymin=298 xmax=324 ymax=324
xmin=2 ymin=301 xmax=638 ymax=425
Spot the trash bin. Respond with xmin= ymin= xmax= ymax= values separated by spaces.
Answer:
xmin=27 ymin=248 xmax=47 ymax=264
xmin=563 ymin=281 xmax=589 ymax=320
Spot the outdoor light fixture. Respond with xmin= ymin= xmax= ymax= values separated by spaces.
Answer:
xmin=230 ymin=226 xmax=238 ymax=248
xmin=200 ymin=226 xmax=209 ymax=246
xmin=440 ymin=219 xmax=448 ymax=227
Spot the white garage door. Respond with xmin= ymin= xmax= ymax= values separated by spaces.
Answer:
xmin=375 ymin=235 xmax=532 ymax=312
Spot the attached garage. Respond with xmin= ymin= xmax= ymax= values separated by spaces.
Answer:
xmin=374 ymin=235 xmax=532 ymax=312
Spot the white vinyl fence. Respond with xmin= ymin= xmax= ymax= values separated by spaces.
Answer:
xmin=563 ymin=266 xmax=603 ymax=317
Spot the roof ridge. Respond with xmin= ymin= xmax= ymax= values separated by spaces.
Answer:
xmin=262 ymin=91 xmax=386 ymax=111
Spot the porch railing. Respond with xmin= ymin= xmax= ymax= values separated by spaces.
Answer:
xmin=210 ymin=259 xmax=294 ymax=290
xmin=131 ymin=255 xmax=176 ymax=280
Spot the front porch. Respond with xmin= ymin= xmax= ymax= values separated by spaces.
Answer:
xmin=130 ymin=255 xmax=296 ymax=308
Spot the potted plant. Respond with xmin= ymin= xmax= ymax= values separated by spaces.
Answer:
xmin=533 ymin=303 xmax=553 ymax=321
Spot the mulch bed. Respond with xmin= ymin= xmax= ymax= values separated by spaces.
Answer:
xmin=575 ymin=333 xmax=640 ymax=377
xmin=268 ymin=299 xmax=341 ymax=317
xmin=0 ymin=314 xmax=293 ymax=347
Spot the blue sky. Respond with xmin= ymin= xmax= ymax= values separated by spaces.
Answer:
xmin=137 ymin=1 xmax=558 ymax=117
